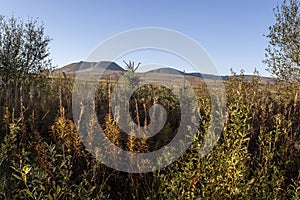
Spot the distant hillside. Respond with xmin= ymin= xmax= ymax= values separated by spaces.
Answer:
xmin=147 ymin=67 xmax=225 ymax=80
xmin=146 ymin=67 xmax=273 ymax=82
xmin=147 ymin=67 xmax=184 ymax=75
xmin=187 ymin=72 xmax=226 ymax=80
xmin=55 ymin=61 xmax=274 ymax=82
xmin=56 ymin=61 xmax=125 ymax=74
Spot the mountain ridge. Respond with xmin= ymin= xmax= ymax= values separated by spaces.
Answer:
xmin=55 ymin=61 xmax=274 ymax=82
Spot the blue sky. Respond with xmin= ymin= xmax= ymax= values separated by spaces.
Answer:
xmin=0 ymin=0 xmax=281 ymax=76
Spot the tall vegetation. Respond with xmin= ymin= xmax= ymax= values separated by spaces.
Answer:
xmin=0 ymin=15 xmax=53 ymax=135
xmin=1 ymin=67 xmax=300 ymax=199
xmin=264 ymin=0 xmax=300 ymax=81
xmin=0 ymin=15 xmax=52 ymax=84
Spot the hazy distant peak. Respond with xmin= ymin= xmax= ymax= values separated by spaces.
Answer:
xmin=146 ymin=67 xmax=184 ymax=75
xmin=56 ymin=61 xmax=125 ymax=73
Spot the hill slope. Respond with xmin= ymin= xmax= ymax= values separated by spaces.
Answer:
xmin=55 ymin=61 xmax=274 ymax=82
xmin=56 ymin=61 xmax=125 ymax=74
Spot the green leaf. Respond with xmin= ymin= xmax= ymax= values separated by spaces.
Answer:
xmin=57 ymin=185 xmax=61 ymax=194
xmin=22 ymin=164 xmax=31 ymax=175
xmin=20 ymin=189 xmax=33 ymax=197
xmin=247 ymin=178 xmax=255 ymax=185
xmin=40 ymin=184 xmax=46 ymax=192
xmin=12 ymin=173 xmax=22 ymax=181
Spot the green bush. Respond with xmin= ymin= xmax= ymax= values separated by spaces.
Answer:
xmin=0 ymin=71 xmax=300 ymax=199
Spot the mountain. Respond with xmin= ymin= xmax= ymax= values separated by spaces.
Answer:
xmin=55 ymin=61 xmax=274 ymax=82
xmin=186 ymin=72 xmax=226 ymax=80
xmin=147 ymin=67 xmax=184 ymax=75
xmin=146 ymin=67 xmax=273 ymax=82
xmin=56 ymin=61 xmax=125 ymax=74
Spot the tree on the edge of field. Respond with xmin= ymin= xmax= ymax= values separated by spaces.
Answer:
xmin=0 ymin=15 xmax=52 ymax=85
xmin=264 ymin=0 xmax=300 ymax=81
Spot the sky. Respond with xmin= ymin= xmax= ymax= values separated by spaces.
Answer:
xmin=0 ymin=0 xmax=282 ymax=76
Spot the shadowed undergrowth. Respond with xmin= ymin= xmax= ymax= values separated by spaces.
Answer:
xmin=0 ymin=73 xmax=300 ymax=199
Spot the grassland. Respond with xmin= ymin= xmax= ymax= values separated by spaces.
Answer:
xmin=0 ymin=72 xmax=299 ymax=199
